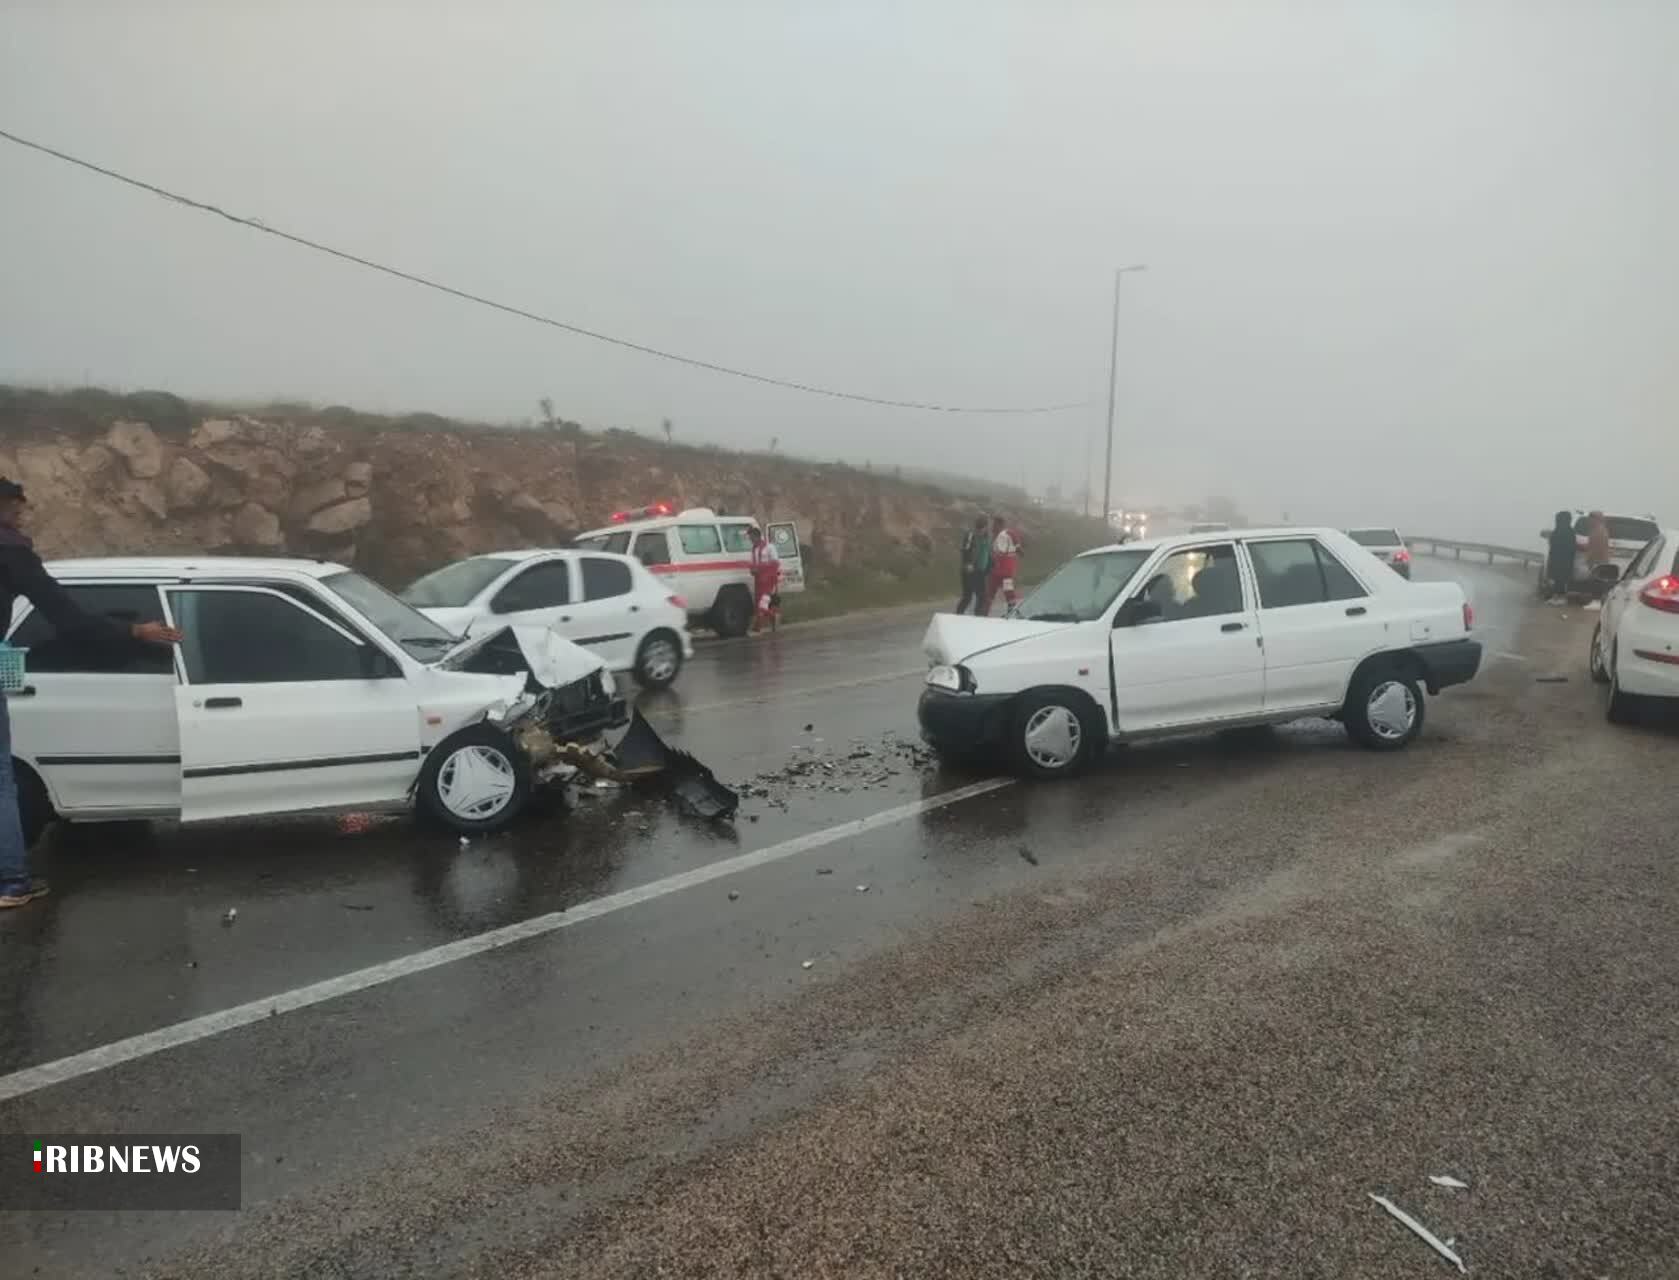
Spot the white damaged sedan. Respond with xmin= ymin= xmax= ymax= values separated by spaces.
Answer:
xmin=4 ymin=557 xmax=630 ymax=843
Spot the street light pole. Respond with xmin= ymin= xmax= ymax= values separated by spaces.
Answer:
xmin=1100 ymin=264 xmax=1147 ymax=529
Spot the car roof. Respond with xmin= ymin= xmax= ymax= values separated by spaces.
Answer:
xmin=1077 ymin=526 xmax=1349 ymax=557
xmin=475 ymin=548 xmax=645 ymax=567
xmin=575 ymin=512 xmax=755 ymax=539
xmin=44 ymin=556 xmax=350 ymax=580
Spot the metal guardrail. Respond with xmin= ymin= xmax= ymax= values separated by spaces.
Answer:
xmin=1410 ymin=536 xmax=1544 ymax=569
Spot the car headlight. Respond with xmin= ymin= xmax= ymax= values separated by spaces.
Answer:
xmin=926 ymin=664 xmax=976 ymax=693
xmin=599 ymin=667 xmax=616 ymax=697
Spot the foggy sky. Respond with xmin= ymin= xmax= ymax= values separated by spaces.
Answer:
xmin=3 ymin=1 xmax=1675 ymax=545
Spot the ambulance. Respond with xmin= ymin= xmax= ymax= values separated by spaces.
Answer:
xmin=574 ymin=504 xmax=804 ymax=637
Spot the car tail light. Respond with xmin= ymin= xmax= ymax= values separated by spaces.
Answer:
xmin=1393 ymin=547 xmax=1411 ymax=563
xmin=1463 ymin=602 xmax=1474 ymax=631
xmin=668 ymin=594 xmax=687 ymax=610
xmin=1639 ymin=575 xmax=1679 ymax=614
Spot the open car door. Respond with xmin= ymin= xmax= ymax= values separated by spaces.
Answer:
xmin=163 ymin=585 xmax=424 ymax=822
xmin=766 ymin=522 xmax=805 ymax=594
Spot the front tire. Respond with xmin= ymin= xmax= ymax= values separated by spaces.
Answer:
xmin=710 ymin=587 xmax=753 ymax=639
xmin=417 ymin=725 xmax=532 ymax=835
xmin=1007 ymin=691 xmax=1096 ymax=780
xmin=1589 ymin=624 xmax=1611 ymax=685
xmin=1344 ymin=665 xmax=1425 ymax=750
xmin=633 ymin=629 xmax=684 ymax=690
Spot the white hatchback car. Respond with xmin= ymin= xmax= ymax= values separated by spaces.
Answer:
xmin=1588 ymin=528 xmax=1679 ymax=722
xmin=4 ymin=557 xmax=628 ymax=845
xmin=401 ymin=549 xmax=692 ymax=689
xmin=920 ymin=528 xmax=1481 ymax=777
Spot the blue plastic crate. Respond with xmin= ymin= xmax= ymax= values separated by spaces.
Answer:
xmin=0 ymin=645 xmax=26 ymax=694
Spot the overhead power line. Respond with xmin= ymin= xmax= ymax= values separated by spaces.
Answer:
xmin=0 ymin=126 xmax=1089 ymax=416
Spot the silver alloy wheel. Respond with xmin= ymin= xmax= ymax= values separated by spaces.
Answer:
xmin=436 ymin=744 xmax=518 ymax=822
xmin=1023 ymin=704 xmax=1082 ymax=770
xmin=1365 ymin=680 xmax=1418 ymax=742
xmin=641 ymin=637 xmax=680 ymax=684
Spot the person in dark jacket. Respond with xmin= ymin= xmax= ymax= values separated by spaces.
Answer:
xmin=0 ymin=477 xmax=181 ymax=907
xmin=1545 ymin=509 xmax=1576 ymax=602
xmin=955 ymin=516 xmax=991 ymax=614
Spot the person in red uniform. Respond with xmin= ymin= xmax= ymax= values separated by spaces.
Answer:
xmin=983 ymin=515 xmax=1023 ymax=616
xmin=748 ymin=525 xmax=781 ymax=634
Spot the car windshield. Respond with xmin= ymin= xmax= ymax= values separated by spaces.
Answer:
xmin=1347 ymin=528 xmax=1401 ymax=546
xmin=1017 ymin=549 xmax=1151 ymax=622
xmin=1573 ymin=515 xmax=1659 ymax=543
xmin=325 ymin=570 xmax=461 ymax=660
xmin=400 ymin=556 xmax=517 ymax=608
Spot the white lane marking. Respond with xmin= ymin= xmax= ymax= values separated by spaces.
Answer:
xmin=1494 ymin=650 xmax=1528 ymax=662
xmin=653 ymin=668 xmax=924 ymax=717
xmin=0 ymin=777 xmax=1013 ymax=1103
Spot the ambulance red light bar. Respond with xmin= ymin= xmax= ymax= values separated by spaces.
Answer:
xmin=609 ymin=501 xmax=675 ymax=523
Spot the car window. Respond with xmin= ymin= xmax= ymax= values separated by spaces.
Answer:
xmin=1575 ymin=515 xmax=1659 ymax=544
xmin=1626 ymin=539 xmax=1659 ymax=579
xmin=322 ymin=571 xmax=455 ymax=660
xmin=677 ymin=525 xmax=723 ymax=556
xmin=1136 ymin=544 xmax=1244 ymax=621
xmin=1017 ymin=548 xmax=1151 ymax=622
xmin=1346 ymin=528 xmax=1401 ymax=547
xmin=1248 ymin=539 xmax=1369 ymax=607
xmin=168 ymin=589 xmax=371 ymax=684
xmin=494 ymin=561 xmax=571 ymax=612
xmin=401 ymin=557 xmax=517 ymax=608
xmin=600 ymin=531 xmax=631 ymax=555
xmin=7 ymin=584 xmax=174 ymax=675
xmin=634 ymin=531 xmax=673 ymax=567
xmin=581 ymin=557 xmax=633 ymax=601
xmin=720 ymin=524 xmax=754 ymax=553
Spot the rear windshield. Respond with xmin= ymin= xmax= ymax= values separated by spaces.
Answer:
xmin=1347 ymin=528 xmax=1401 ymax=547
xmin=1574 ymin=516 xmax=1658 ymax=543
xmin=400 ymin=556 xmax=517 ymax=608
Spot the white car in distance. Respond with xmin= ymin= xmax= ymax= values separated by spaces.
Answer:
xmin=402 ymin=550 xmax=692 ymax=689
xmin=5 ymin=557 xmax=629 ymax=844
xmin=1589 ymin=527 xmax=1679 ymax=723
xmin=919 ymin=528 xmax=1481 ymax=777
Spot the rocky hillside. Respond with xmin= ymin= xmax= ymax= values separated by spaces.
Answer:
xmin=0 ymin=386 xmax=1109 ymax=603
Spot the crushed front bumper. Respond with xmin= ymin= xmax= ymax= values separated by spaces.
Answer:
xmin=545 ymin=670 xmax=630 ymax=741
xmin=917 ymin=688 xmax=1013 ymax=753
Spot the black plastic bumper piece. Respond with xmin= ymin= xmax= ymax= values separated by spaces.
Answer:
xmin=917 ymin=688 xmax=1014 ymax=753
xmin=1413 ymin=639 xmax=1482 ymax=693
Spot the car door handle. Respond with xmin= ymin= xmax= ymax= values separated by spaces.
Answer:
xmin=7 ymin=685 xmax=36 ymax=698
xmin=628 ymin=605 xmax=640 ymax=613
xmin=559 ymin=615 xmax=572 ymax=624
xmin=1221 ymin=622 xmax=1246 ymax=633
xmin=1345 ymin=606 xmax=1367 ymax=616
xmin=204 ymin=696 xmax=243 ymax=710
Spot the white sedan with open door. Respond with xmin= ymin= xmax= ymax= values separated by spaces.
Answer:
xmin=919 ymin=528 xmax=1481 ymax=778
xmin=3 ymin=557 xmax=629 ymax=847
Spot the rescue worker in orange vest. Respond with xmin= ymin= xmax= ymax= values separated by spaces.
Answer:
xmin=748 ymin=525 xmax=781 ymax=634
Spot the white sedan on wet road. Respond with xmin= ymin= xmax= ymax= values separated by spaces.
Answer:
xmin=1589 ymin=526 xmax=1679 ymax=721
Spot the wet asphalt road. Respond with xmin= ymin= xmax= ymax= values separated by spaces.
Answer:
xmin=2 ymin=562 xmax=1675 ymax=1278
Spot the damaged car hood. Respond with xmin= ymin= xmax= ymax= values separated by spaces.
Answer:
xmin=435 ymin=624 xmax=608 ymax=687
xmin=922 ymin=613 xmax=1072 ymax=665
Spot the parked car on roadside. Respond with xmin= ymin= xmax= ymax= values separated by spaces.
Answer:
xmin=919 ymin=528 xmax=1480 ymax=778
xmin=4 ymin=557 xmax=628 ymax=845
xmin=573 ymin=505 xmax=805 ymax=637
xmin=402 ymin=549 xmax=692 ymax=689
xmin=1537 ymin=511 xmax=1660 ymax=600
xmin=1345 ymin=527 xmax=1412 ymax=578
xmin=1588 ymin=526 xmax=1679 ymax=723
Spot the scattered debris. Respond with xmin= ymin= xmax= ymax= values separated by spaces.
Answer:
xmin=1429 ymin=1175 xmax=1470 ymax=1191
xmin=1018 ymin=845 xmax=1040 ymax=867
xmin=1368 ymin=1193 xmax=1466 ymax=1274
xmin=459 ymin=836 xmax=471 ymax=847
xmin=801 ymin=960 xmax=815 ymax=970
xmin=727 ymin=890 xmax=740 ymax=902
xmin=341 ymin=903 xmax=375 ymax=912
xmin=186 ymin=960 xmax=198 ymax=969
xmin=816 ymin=867 xmax=834 ymax=876
xmin=855 ymin=884 xmax=870 ymax=893
xmin=1535 ymin=675 xmax=1569 ymax=684
xmin=221 ymin=908 xmax=238 ymax=926
xmin=803 ymin=723 xmax=814 ymax=732
xmin=747 ymin=814 xmax=760 ymax=823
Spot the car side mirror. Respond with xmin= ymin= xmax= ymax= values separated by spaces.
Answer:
xmin=360 ymin=645 xmax=398 ymax=679
xmin=491 ymin=593 xmax=523 ymax=615
xmin=1114 ymin=597 xmax=1162 ymax=628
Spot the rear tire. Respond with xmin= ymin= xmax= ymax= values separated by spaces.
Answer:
xmin=1606 ymin=644 xmax=1640 ymax=725
xmin=1344 ymin=664 xmax=1425 ymax=750
xmin=1588 ymin=624 xmax=1611 ymax=685
xmin=633 ymin=629 xmax=684 ymax=690
xmin=1007 ymin=691 xmax=1097 ymax=780
xmin=710 ymin=587 xmax=753 ymax=639
xmin=416 ymin=725 xmax=532 ymax=835
xmin=12 ymin=760 xmax=54 ymax=850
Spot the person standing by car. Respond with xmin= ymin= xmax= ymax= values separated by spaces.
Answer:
xmin=985 ymin=515 xmax=1022 ymax=617
xmin=956 ymin=515 xmax=991 ymax=614
xmin=0 ymin=478 xmax=181 ymax=908
xmin=1546 ymin=510 xmax=1575 ymax=602
xmin=747 ymin=525 xmax=781 ymax=635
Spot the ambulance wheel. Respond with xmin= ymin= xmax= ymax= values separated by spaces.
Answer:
xmin=13 ymin=759 xmax=54 ymax=850
xmin=711 ymin=587 xmax=753 ymax=638
xmin=417 ymin=725 xmax=531 ymax=835
xmin=633 ymin=630 xmax=684 ymax=690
